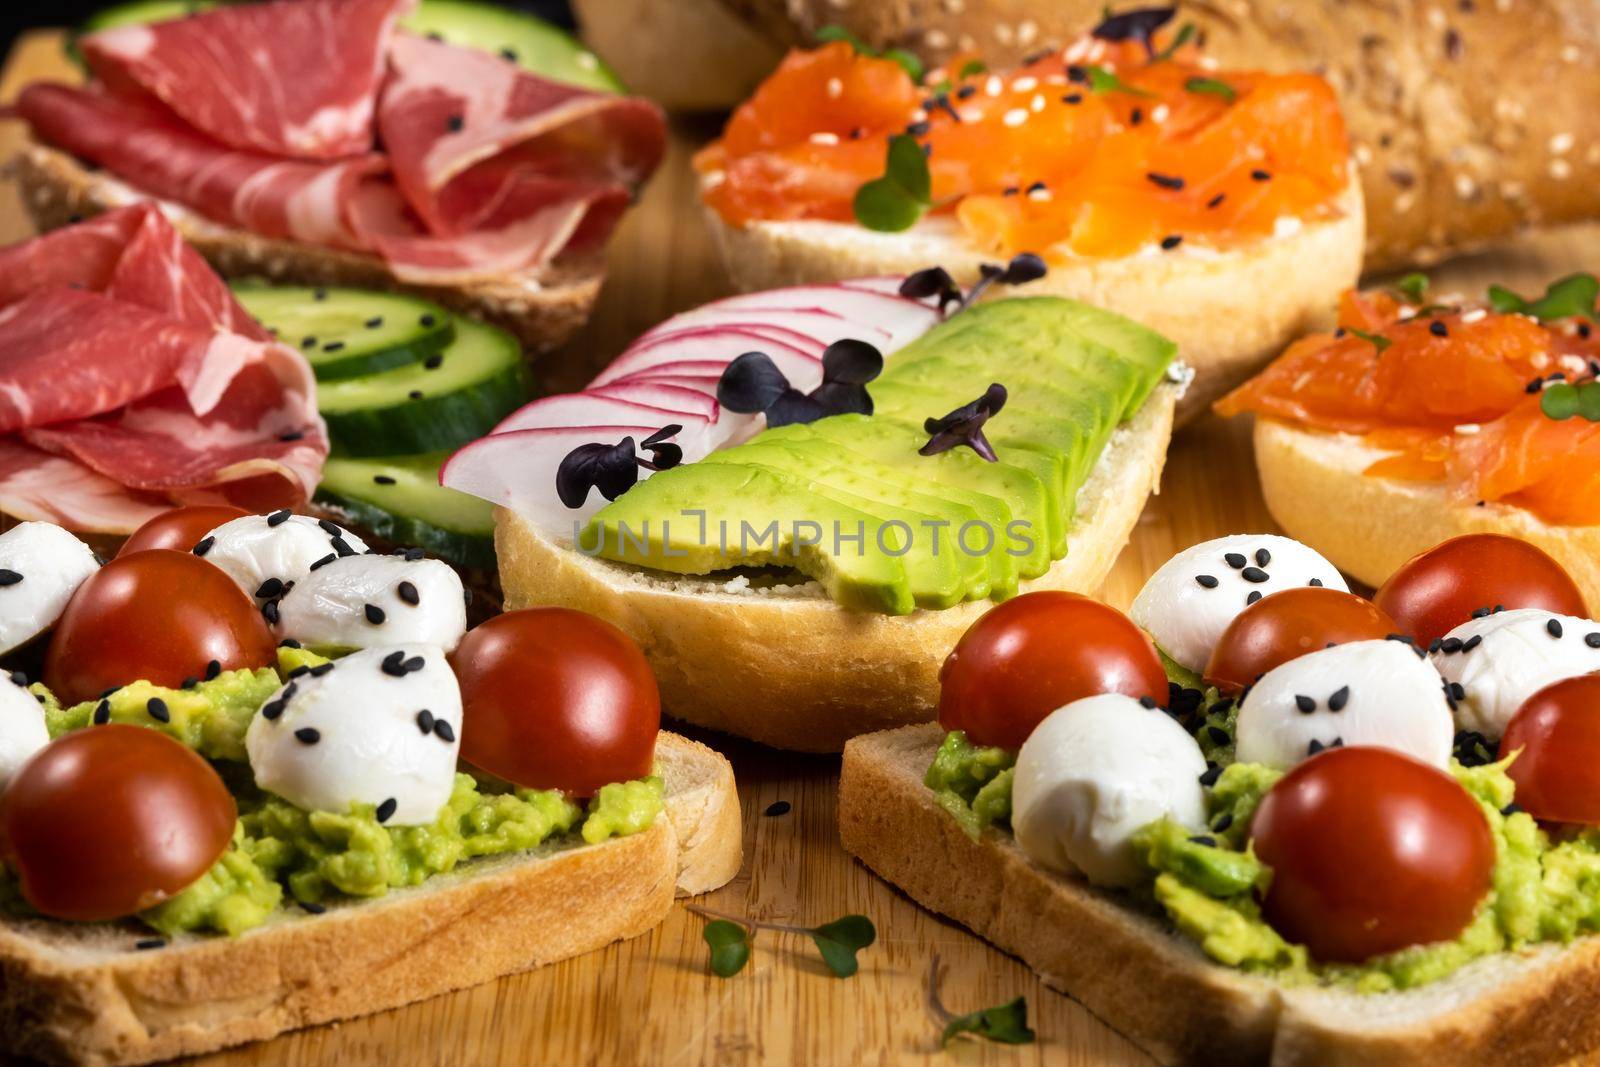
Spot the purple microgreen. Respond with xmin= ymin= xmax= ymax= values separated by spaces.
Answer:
xmin=555 ymin=439 xmax=641 ymax=507
xmin=641 ymin=423 xmax=683 ymax=448
xmin=718 ymin=352 xmax=791 ymax=414
xmin=810 ymin=380 xmax=874 ymax=416
xmin=821 ymin=338 xmax=885 ymax=385
xmin=899 ymin=266 xmax=963 ymax=311
xmin=764 ymin=390 xmax=829 ymax=428
xmin=962 ymin=252 xmax=1050 ymax=309
xmin=920 ymin=384 xmax=1007 ymax=462
xmin=1091 ymin=5 xmax=1176 ymax=57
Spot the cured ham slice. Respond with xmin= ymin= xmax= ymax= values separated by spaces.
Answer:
xmin=0 ymin=206 xmax=326 ymax=532
xmin=79 ymin=0 xmax=409 ymax=160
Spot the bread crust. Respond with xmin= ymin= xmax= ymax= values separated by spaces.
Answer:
xmin=601 ymin=0 xmax=1600 ymax=271
xmin=701 ymin=183 xmax=1363 ymax=423
xmin=839 ymin=723 xmax=1600 ymax=1066
xmin=1250 ymin=417 xmax=1600 ymax=608
xmin=0 ymin=732 xmax=740 ymax=1067
xmin=495 ymin=382 xmax=1176 ymax=752
xmin=8 ymin=144 xmax=602 ymax=355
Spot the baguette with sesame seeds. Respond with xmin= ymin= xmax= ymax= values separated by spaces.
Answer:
xmin=576 ymin=0 xmax=1600 ymax=272
xmin=0 ymin=730 xmax=741 ymax=1067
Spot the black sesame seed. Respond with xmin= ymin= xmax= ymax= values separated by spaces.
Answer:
xmin=364 ymin=316 xmax=384 ymax=329
xmin=287 ymin=665 xmax=310 ymax=679
xmin=1250 ymin=168 xmax=1271 ymax=182
xmin=193 ymin=536 xmax=214 ymax=557
xmin=373 ymin=474 xmax=396 ymax=486
xmin=1307 ymin=739 xmax=1326 ymax=756
xmin=1429 ymin=638 xmax=1444 ymax=653
xmin=93 ymin=700 xmax=110 ymax=725
xmin=322 ymin=341 xmax=346 ymax=353
xmin=1527 ymin=377 xmax=1545 ymax=394
xmin=1462 ymin=634 xmax=1482 ymax=652
xmin=331 ymin=536 xmax=356 ymax=558
xmin=1240 ymin=566 xmax=1270 ymax=583
xmin=309 ymin=662 xmax=334 ymax=677
xmin=315 ymin=518 xmax=340 ymax=536
xmin=433 ymin=719 xmax=455 ymax=742
xmin=957 ymin=85 xmax=977 ymax=99
xmin=1146 ymin=172 xmax=1185 ymax=191
xmin=135 ymin=938 xmax=166 ymax=950
xmin=1196 ymin=574 xmax=1219 ymax=588
xmin=262 ymin=697 xmax=286 ymax=720
xmin=313 ymin=288 xmax=328 ymax=301
xmin=1255 ymin=548 xmax=1271 ymax=566
xmin=300 ymin=335 xmax=317 ymax=349
xmin=279 ymin=638 xmax=302 ymax=649
xmin=419 ymin=313 xmax=438 ymax=328
xmin=1224 ymin=552 xmax=1247 ymax=569
xmin=0 ymin=569 xmax=22 ymax=588
xmin=375 ymin=798 xmax=398 ymax=823
xmin=1471 ymin=606 xmax=1493 ymax=618
xmin=1188 ymin=835 xmax=1218 ymax=847
xmin=1160 ymin=234 xmax=1183 ymax=250
xmin=1199 ymin=764 xmax=1223 ymax=787
xmin=408 ymin=390 xmax=425 ymax=400
xmin=1062 ymin=92 xmax=1083 ymax=104
xmin=1449 ymin=681 xmax=1467 ymax=702
xmin=1207 ymin=725 xmax=1229 ymax=746
xmin=446 ymin=113 xmax=464 ymax=133
xmin=180 ymin=676 xmax=198 ymax=690
xmin=1294 ymin=694 xmax=1316 ymax=714
xmin=262 ymin=600 xmax=280 ymax=625
xmin=146 ymin=698 xmax=170 ymax=723
xmin=402 ymin=547 xmax=426 ymax=561
xmin=255 ymin=577 xmax=285 ymax=600
xmin=299 ymin=899 xmax=327 ymax=914
xmin=1129 ymin=106 xmax=1143 ymax=125
xmin=1587 ymin=633 xmax=1600 ymax=648
xmin=1207 ymin=193 xmax=1226 ymax=208
xmin=423 ymin=354 xmax=444 ymax=370
xmin=7 ymin=671 xmax=24 ymax=687
xmin=1440 ymin=637 xmax=1464 ymax=654
xmin=905 ymin=120 xmax=931 ymax=137
xmin=267 ymin=509 xmax=292 ymax=527
xmin=1549 ymin=618 xmax=1565 ymax=638
xmin=206 ymin=659 xmax=222 ymax=681
xmin=763 ymin=800 xmax=792 ymax=817
xmin=309 ymin=553 xmax=337 ymax=572
xmin=1139 ymin=695 xmax=1159 ymax=709
xmin=279 ymin=430 xmax=305 ymax=442
xmin=381 ymin=652 xmax=407 ymax=677
xmin=1308 ymin=577 xmax=1324 ymax=587
xmin=294 ymin=727 xmax=321 ymax=744
xmin=416 ymin=709 xmax=435 ymax=734
xmin=397 ymin=580 xmax=420 ymax=606
xmin=363 ymin=603 xmax=386 ymax=625
xmin=1211 ymin=812 xmax=1234 ymax=832
xmin=1502 ymin=802 xmax=1525 ymax=817
xmin=1328 ymin=686 xmax=1350 ymax=711
xmin=1425 ymin=319 xmax=1449 ymax=338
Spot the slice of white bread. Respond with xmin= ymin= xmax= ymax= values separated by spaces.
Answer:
xmin=702 ymin=181 xmax=1363 ymax=422
xmin=840 ymin=723 xmax=1600 ymax=1066
xmin=0 ymin=731 xmax=741 ymax=1067
xmin=1251 ymin=416 xmax=1600 ymax=610
xmin=7 ymin=143 xmax=603 ymax=355
xmin=495 ymin=381 xmax=1176 ymax=753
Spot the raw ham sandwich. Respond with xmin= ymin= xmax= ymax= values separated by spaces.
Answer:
xmin=0 ymin=205 xmax=326 ymax=532
xmin=16 ymin=0 xmax=665 ymax=285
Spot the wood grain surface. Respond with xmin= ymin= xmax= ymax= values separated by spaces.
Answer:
xmin=2 ymin=27 xmax=1599 ymax=1067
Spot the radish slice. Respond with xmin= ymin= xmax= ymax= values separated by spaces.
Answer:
xmin=592 ymin=327 xmax=824 ymax=391
xmin=591 ymin=380 xmax=719 ymax=420
xmin=684 ymin=285 xmax=941 ymax=351
xmin=638 ymin=307 xmax=892 ymax=348
xmin=490 ymin=393 xmax=707 ymax=436
xmin=442 ymin=423 xmax=714 ymax=538
xmin=612 ymin=363 xmax=728 ymax=384
xmin=611 ymin=373 xmax=721 ymax=393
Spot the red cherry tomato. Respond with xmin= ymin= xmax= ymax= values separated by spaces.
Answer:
xmin=1204 ymin=588 xmax=1399 ymax=695
xmin=449 ymin=608 xmax=659 ymax=796
xmin=1251 ymin=746 xmax=1494 ymax=962
xmin=1501 ymin=674 xmax=1600 ymax=823
xmin=118 ymin=505 xmax=249 ymax=557
xmin=938 ymin=591 xmax=1167 ymax=750
xmin=43 ymin=549 xmax=276 ymax=705
xmin=0 ymin=725 xmax=235 ymax=920
xmin=1375 ymin=534 xmax=1587 ymax=648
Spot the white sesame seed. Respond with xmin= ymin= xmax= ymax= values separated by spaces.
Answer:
xmin=911 ymin=108 xmax=929 ymax=122
xmin=1002 ymin=108 xmax=1029 ymax=127
xmin=826 ymin=78 xmax=843 ymax=99
xmin=995 ymin=22 xmax=1014 ymax=46
xmin=1030 ymin=93 xmax=1046 ymax=113
xmin=1354 ymin=144 xmax=1373 ymax=166
xmin=1455 ymin=423 xmax=1481 ymax=435
xmin=1550 ymin=158 xmax=1573 ymax=180
xmin=1455 ymin=173 xmax=1477 ymax=198
xmin=1398 ymin=306 xmax=1418 ymax=321
xmin=1027 ymin=186 xmax=1052 ymax=202
xmin=1017 ymin=20 xmax=1038 ymax=45
xmin=1501 ymin=180 xmax=1526 ymax=200
xmin=1562 ymin=43 xmax=1582 ymax=63
xmin=1550 ymin=132 xmax=1575 ymax=155
xmin=925 ymin=29 xmax=950 ymax=49
xmin=985 ymin=75 xmax=1003 ymax=97
xmin=1560 ymin=354 xmax=1589 ymax=375
xmin=1461 ymin=308 xmax=1488 ymax=323
xmin=1150 ymin=104 xmax=1171 ymax=123
xmin=810 ymin=132 xmax=840 ymax=146
xmin=1012 ymin=76 xmax=1038 ymax=92
xmin=1532 ymin=352 xmax=1552 ymax=370
xmin=1394 ymin=191 xmax=1418 ymax=215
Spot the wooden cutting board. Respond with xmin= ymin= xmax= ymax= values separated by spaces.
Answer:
xmin=2 ymin=27 xmax=1598 ymax=1067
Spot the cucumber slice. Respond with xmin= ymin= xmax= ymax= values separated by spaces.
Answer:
xmin=315 ymin=452 xmax=495 ymax=570
xmin=233 ymin=285 xmax=456 ymax=381
xmin=317 ymin=317 xmax=530 ymax=457
xmin=404 ymin=0 xmax=625 ymax=93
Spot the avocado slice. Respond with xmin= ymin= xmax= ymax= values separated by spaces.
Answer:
xmin=402 ymin=0 xmax=625 ymax=92
xmin=584 ymin=463 xmax=914 ymax=615
xmin=704 ymin=438 xmax=1016 ymax=600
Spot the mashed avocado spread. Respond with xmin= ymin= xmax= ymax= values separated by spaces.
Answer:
xmin=925 ymin=659 xmax=1600 ymax=993
xmin=12 ymin=647 xmax=664 ymax=938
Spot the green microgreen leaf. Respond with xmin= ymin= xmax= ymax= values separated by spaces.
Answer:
xmin=1540 ymin=381 xmax=1600 ymax=422
xmin=1581 ymin=382 xmax=1600 ymax=421
xmin=1488 ymin=273 xmax=1600 ymax=322
xmin=815 ymin=24 xmax=923 ymax=81
xmin=1184 ymin=76 xmax=1236 ymax=102
xmin=853 ymin=134 xmax=932 ymax=232
xmin=1151 ymin=22 xmax=1197 ymax=63
xmin=808 ymin=914 xmax=876 ymax=977
xmin=1396 ymin=272 xmax=1430 ymax=303
xmin=701 ymin=919 xmax=751 ymax=978
xmin=958 ymin=59 xmax=988 ymax=79
xmin=883 ymin=47 xmax=925 ymax=82
xmin=1347 ymin=327 xmax=1392 ymax=355
xmin=941 ymin=996 xmax=1037 ymax=1046
xmin=1086 ymin=65 xmax=1155 ymax=97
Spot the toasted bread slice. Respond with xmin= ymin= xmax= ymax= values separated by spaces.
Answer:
xmin=0 ymin=731 xmax=741 ymax=1067
xmin=1250 ymin=417 xmax=1600 ymax=608
xmin=701 ymin=181 xmax=1363 ymax=422
xmin=494 ymin=381 xmax=1177 ymax=753
xmin=8 ymin=143 xmax=602 ymax=355
xmin=839 ymin=723 xmax=1600 ymax=1066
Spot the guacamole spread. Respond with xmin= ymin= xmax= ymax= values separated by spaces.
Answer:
xmin=12 ymin=648 xmax=666 ymax=938
xmin=924 ymin=656 xmax=1600 ymax=993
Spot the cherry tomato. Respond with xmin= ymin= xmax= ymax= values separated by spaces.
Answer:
xmin=1501 ymin=674 xmax=1600 ymax=823
xmin=938 ymin=591 xmax=1167 ymax=750
xmin=1204 ymin=588 xmax=1399 ymax=695
xmin=118 ymin=505 xmax=249 ymax=556
xmin=43 ymin=549 xmax=275 ymax=705
xmin=1251 ymin=746 xmax=1493 ymax=962
xmin=1375 ymin=534 xmax=1586 ymax=648
xmin=0 ymin=725 xmax=235 ymax=920
xmin=449 ymin=608 xmax=659 ymax=796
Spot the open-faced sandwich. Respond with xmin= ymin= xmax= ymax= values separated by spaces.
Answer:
xmin=1217 ymin=273 xmax=1600 ymax=610
xmin=442 ymin=262 xmax=1181 ymax=750
xmin=0 ymin=505 xmax=739 ymax=1066
xmin=690 ymin=9 xmax=1362 ymax=416
xmin=841 ymin=531 xmax=1600 ymax=1064
xmin=9 ymin=0 xmax=665 ymax=352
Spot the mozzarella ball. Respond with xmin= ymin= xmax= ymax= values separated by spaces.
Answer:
xmin=1131 ymin=535 xmax=1347 ymax=673
xmin=275 ymin=555 xmax=467 ymax=653
xmin=245 ymin=643 xmax=460 ymax=825
xmin=0 ymin=674 xmax=49 ymax=790
xmin=1430 ymin=608 xmax=1600 ymax=740
xmin=0 ymin=522 xmax=99 ymax=655
xmin=1012 ymin=693 xmax=1207 ymax=887
xmin=196 ymin=512 xmax=369 ymax=602
xmin=1236 ymin=639 xmax=1453 ymax=769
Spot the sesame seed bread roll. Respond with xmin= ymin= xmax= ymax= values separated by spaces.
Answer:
xmin=573 ymin=0 xmax=1600 ymax=271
